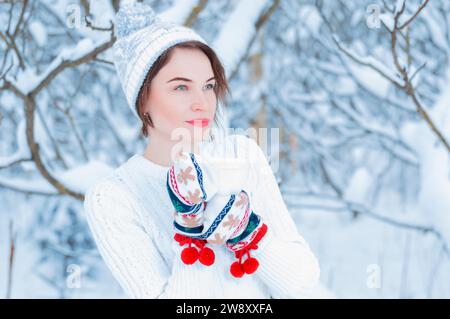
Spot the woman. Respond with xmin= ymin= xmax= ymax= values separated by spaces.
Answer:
xmin=83 ymin=2 xmax=320 ymax=299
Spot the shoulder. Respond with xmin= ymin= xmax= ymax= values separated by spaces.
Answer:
xmin=84 ymin=176 xmax=121 ymax=198
xmin=83 ymin=163 xmax=138 ymax=215
xmin=83 ymin=176 xmax=145 ymax=236
xmin=83 ymin=155 xmax=140 ymax=204
xmin=84 ymin=177 xmax=129 ymax=210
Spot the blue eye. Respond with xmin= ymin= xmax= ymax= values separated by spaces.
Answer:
xmin=205 ymin=83 xmax=216 ymax=90
xmin=175 ymin=85 xmax=187 ymax=91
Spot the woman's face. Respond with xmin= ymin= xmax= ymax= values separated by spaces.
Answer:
xmin=144 ymin=47 xmax=217 ymax=144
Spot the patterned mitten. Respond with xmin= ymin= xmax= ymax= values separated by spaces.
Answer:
xmin=166 ymin=151 xmax=219 ymax=266
xmin=182 ymin=189 xmax=269 ymax=278
xmin=222 ymin=190 xmax=269 ymax=278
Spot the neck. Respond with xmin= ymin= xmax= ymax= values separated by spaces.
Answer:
xmin=144 ymin=134 xmax=202 ymax=167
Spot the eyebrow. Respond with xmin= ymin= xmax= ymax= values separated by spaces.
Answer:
xmin=166 ymin=76 xmax=215 ymax=83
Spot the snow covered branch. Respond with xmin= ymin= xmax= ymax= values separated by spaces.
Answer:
xmin=397 ymin=0 xmax=430 ymax=30
xmin=0 ymin=0 xmax=28 ymax=73
xmin=212 ymin=0 xmax=280 ymax=80
xmin=26 ymin=35 xmax=115 ymax=96
xmin=331 ymin=35 xmax=404 ymax=89
xmin=320 ymin=0 xmax=450 ymax=153
xmin=0 ymin=33 xmax=116 ymax=200
xmin=388 ymin=0 xmax=450 ymax=153
xmin=284 ymin=190 xmax=450 ymax=260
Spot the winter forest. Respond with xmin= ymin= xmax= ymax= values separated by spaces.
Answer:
xmin=0 ymin=0 xmax=449 ymax=298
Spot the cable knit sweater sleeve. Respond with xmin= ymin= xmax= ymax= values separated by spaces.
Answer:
xmin=241 ymin=136 xmax=321 ymax=298
xmin=84 ymin=179 xmax=213 ymax=299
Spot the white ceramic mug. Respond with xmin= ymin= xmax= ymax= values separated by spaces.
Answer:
xmin=197 ymin=134 xmax=256 ymax=196
xmin=208 ymin=157 xmax=251 ymax=195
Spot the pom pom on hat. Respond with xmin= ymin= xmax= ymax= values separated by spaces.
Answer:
xmin=114 ymin=1 xmax=158 ymax=38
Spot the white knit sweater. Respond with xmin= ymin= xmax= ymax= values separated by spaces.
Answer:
xmin=83 ymin=134 xmax=320 ymax=299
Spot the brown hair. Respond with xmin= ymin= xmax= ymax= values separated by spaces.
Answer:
xmin=136 ymin=40 xmax=230 ymax=138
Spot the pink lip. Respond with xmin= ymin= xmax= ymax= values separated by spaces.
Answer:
xmin=185 ymin=119 xmax=210 ymax=127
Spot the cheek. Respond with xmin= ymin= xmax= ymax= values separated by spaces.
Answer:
xmin=210 ymin=94 xmax=217 ymax=111
xmin=148 ymin=92 xmax=186 ymax=128
xmin=210 ymin=96 xmax=218 ymax=117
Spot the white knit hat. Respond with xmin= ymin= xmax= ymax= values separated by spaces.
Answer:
xmin=112 ymin=1 xmax=208 ymax=119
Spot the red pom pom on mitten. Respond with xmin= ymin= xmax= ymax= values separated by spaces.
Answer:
xmin=228 ymin=223 xmax=268 ymax=278
xmin=174 ymin=233 xmax=216 ymax=266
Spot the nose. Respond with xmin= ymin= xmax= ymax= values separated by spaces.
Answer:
xmin=190 ymin=87 xmax=209 ymax=112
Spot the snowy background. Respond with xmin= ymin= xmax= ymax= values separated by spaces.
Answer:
xmin=1 ymin=0 xmax=449 ymax=298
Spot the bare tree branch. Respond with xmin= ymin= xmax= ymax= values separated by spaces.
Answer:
xmin=30 ymin=35 xmax=116 ymax=97
xmin=0 ymin=26 xmax=118 ymax=200
xmin=318 ymin=0 xmax=450 ymax=154
xmin=398 ymin=0 xmax=430 ymax=30
xmin=184 ymin=0 xmax=209 ymax=27
xmin=0 ymin=157 xmax=32 ymax=170
xmin=6 ymin=219 xmax=17 ymax=299
xmin=0 ymin=179 xmax=59 ymax=196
